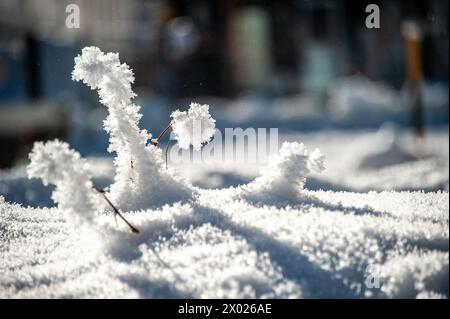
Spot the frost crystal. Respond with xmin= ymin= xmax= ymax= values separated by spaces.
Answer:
xmin=170 ymin=102 xmax=216 ymax=150
xmin=242 ymin=142 xmax=325 ymax=204
xmin=72 ymin=47 xmax=191 ymax=210
xmin=27 ymin=140 xmax=101 ymax=225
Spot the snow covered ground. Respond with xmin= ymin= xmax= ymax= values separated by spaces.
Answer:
xmin=179 ymin=126 xmax=449 ymax=193
xmin=0 ymin=127 xmax=448 ymax=299
xmin=0 ymin=185 xmax=448 ymax=298
xmin=0 ymin=47 xmax=448 ymax=299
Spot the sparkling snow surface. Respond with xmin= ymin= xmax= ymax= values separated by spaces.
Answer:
xmin=0 ymin=46 xmax=447 ymax=299
xmin=0 ymin=188 xmax=448 ymax=298
xmin=0 ymin=128 xmax=448 ymax=298
xmin=0 ymin=126 xmax=448 ymax=299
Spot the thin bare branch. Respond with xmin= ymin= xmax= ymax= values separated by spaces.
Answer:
xmin=152 ymin=124 xmax=172 ymax=146
xmin=165 ymin=139 xmax=173 ymax=170
xmin=92 ymin=186 xmax=140 ymax=234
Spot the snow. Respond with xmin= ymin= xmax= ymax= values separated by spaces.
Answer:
xmin=72 ymin=47 xmax=192 ymax=211
xmin=1 ymin=138 xmax=448 ymax=298
xmin=170 ymin=102 xmax=216 ymax=150
xmin=0 ymin=47 xmax=448 ymax=299
xmin=242 ymin=142 xmax=324 ymax=205
xmin=0 ymin=189 xmax=447 ymax=298
xmin=174 ymin=126 xmax=449 ymax=193
xmin=327 ymin=75 xmax=403 ymax=123
xmin=27 ymin=140 xmax=102 ymax=227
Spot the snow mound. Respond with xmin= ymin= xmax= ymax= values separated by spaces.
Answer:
xmin=241 ymin=142 xmax=325 ymax=205
xmin=23 ymin=46 xmax=329 ymax=237
xmin=1 ymin=47 xmax=447 ymax=299
xmin=171 ymin=102 xmax=216 ymax=150
xmin=27 ymin=140 xmax=102 ymax=226
xmin=357 ymin=125 xmax=421 ymax=170
xmin=378 ymin=251 xmax=448 ymax=298
xmin=327 ymin=76 xmax=402 ymax=123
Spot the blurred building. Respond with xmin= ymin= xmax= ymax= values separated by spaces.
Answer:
xmin=0 ymin=0 xmax=448 ymax=167
xmin=0 ymin=0 xmax=448 ymax=99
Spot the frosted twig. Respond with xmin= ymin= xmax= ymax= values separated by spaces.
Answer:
xmin=170 ymin=103 xmax=216 ymax=151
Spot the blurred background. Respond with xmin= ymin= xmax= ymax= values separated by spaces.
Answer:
xmin=0 ymin=0 xmax=448 ymax=206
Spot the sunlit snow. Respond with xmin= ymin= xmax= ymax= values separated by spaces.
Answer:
xmin=0 ymin=47 xmax=448 ymax=299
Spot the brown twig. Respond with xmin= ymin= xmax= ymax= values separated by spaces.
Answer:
xmin=152 ymin=124 xmax=172 ymax=146
xmin=93 ymin=186 xmax=140 ymax=234
xmin=152 ymin=123 xmax=173 ymax=169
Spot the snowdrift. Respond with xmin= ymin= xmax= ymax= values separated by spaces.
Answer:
xmin=0 ymin=47 xmax=448 ymax=299
xmin=0 ymin=190 xmax=448 ymax=298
